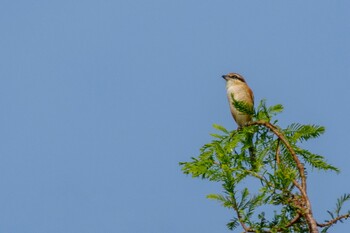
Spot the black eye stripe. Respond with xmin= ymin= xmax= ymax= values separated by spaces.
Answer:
xmin=224 ymin=73 xmax=246 ymax=83
xmin=231 ymin=76 xmax=245 ymax=82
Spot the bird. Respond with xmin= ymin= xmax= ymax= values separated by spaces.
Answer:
xmin=222 ymin=73 xmax=254 ymax=127
xmin=222 ymin=72 xmax=256 ymax=169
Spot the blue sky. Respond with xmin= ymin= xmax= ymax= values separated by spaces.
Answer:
xmin=0 ymin=1 xmax=349 ymax=232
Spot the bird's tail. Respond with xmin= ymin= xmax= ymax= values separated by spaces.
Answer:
xmin=247 ymin=133 xmax=256 ymax=170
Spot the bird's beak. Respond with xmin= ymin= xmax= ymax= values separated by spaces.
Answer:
xmin=222 ymin=75 xmax=227 ymax=80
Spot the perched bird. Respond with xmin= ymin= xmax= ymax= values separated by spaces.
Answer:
xmin=222 ymin=72 xmax=254 ymax=127
xmin=222 ymin=72 xmax=256 ymax=169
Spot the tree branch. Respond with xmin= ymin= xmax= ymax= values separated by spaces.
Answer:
xmin=247 ymin=120 xmax=319 ymax=233
xmin=284 ymin=214 xmax=302 ymax=228
xmin=232 ymin=200 xmax=250 ymax=232
xmin=317 ymin=213 xmax=350 ymax=227
xmin=241 ymin=214 xmax=301 ymax=233
xmin=248 ymin=120 xmax=306 ymax=190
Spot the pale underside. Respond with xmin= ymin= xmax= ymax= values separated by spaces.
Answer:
xmin=226 ymin=80 xmax=254 ymax=127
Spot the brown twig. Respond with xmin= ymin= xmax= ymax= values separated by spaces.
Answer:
xmin=240 ymin=214 xmax=301 ymax=233
xmin=232 ymin=200 xmax=250 ymax=232
xmin=284 ymin=214 xmax=302 ymax=228
xmin=317 ymin=213 xmax=350 ymax=227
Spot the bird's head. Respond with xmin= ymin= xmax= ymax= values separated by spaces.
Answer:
xmin=222 ymin=73 xmax=246 ymax=83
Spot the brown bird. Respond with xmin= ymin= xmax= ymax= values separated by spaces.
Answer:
xmin=222 ymin=72 xmax=256 ymax=169
xmin=222 ymin=73 xmax=254 ymax=127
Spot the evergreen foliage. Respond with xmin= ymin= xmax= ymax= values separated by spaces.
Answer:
xmin=180 ymin=99 xmax=349 ymax=232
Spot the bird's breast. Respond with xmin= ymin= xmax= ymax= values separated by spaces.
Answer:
xmin=226 ymin=84 xmax=250 ymax=102
xmin=226 ymin=82 xmax=253 ymax=127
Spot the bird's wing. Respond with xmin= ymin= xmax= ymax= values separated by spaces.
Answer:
xmin=247 ymin=87 xmax=254 ymax=106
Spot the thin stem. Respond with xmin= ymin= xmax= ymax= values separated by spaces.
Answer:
xmin=317 ymin=213 xmax=350 ymax=227
xmin=231 ymin=198 xmax=250 ymax=232
xmin=275 ymin=139 xmax=280 ymax=167
xmin=284 ymin=214 xmax=301 ymax=228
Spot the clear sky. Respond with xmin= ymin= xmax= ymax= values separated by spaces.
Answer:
xmin=0 ymin=1 xmax=349 ymax=232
